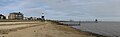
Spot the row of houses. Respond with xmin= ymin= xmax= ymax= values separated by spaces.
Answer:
xmin=0 ymin=12 xmax=45 ymax=20
xmin=0 ymin=12 xmax=23 ymax=20
xmin=8 ymin=12 xmax=24 ymax=20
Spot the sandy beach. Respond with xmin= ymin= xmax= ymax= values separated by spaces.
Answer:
xmin=0 ymin=21 xmax=102 ymax=37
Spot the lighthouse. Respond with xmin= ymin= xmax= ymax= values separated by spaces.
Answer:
xmin=41 ymin=13 xmax=45 ymax=21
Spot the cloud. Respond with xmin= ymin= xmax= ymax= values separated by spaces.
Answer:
xmin=0 ymin=0 xmax=120 ymax=21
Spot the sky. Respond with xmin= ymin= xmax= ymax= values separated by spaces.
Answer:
xmin=0 ymin=0 xmax=120 ymax=21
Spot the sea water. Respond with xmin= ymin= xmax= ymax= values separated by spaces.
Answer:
xmin=60 ymin=21 xmax=120 ymax=37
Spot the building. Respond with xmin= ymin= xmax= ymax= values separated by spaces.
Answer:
xmin=24 ymin=17 xmax=42 ymax=20
xmin=41 ymin=13 xmax=45 ymax=21
xmin=0 ymin=14 xmax=6 ymax=19
xmin=8 ymin=12 xmax=24 ymax=20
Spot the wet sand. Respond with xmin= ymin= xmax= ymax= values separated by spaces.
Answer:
xmin=0 ymin=21 xmax=103 ymax=37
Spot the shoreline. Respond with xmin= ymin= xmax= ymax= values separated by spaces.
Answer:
xmin=70 ymin=26 xmax=108 ymax=37
xmin=50 ymin=21 xmax=108 ymax=37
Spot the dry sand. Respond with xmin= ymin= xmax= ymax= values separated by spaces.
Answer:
xmin=0 ymin=21 xmax=99 ymax=37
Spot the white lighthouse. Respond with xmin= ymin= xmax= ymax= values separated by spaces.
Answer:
xmin=41 ymin=13 xmax=45 ymax=21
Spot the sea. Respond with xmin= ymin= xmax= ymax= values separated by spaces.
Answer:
xmin=59 ymin=21 xmax=120 ymax=37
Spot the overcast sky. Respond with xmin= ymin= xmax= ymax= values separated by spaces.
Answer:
xmin=0 ymin=0 xmax=119 ymax=21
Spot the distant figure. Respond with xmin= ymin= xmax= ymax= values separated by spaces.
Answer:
xmin=95 ymin=19 xmax=98 ymax=23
